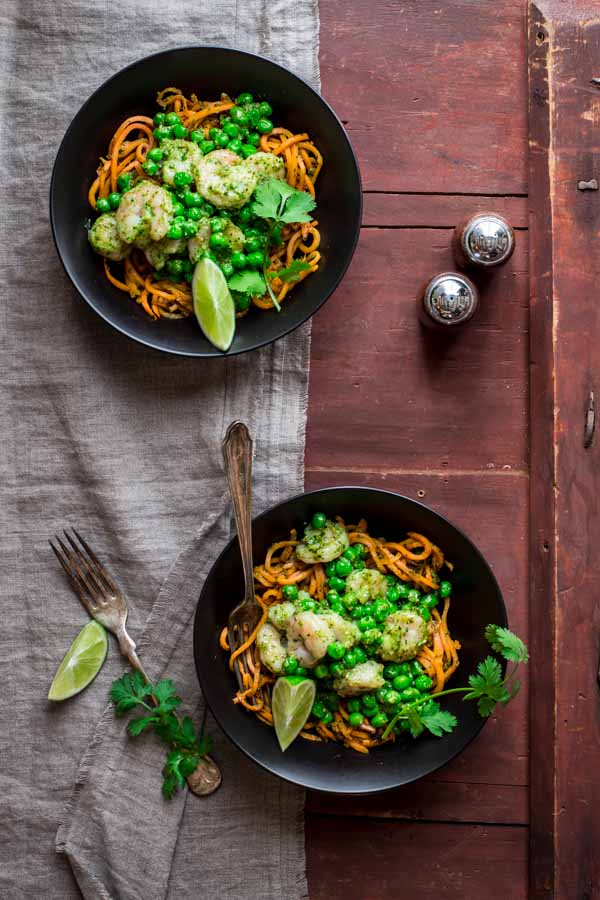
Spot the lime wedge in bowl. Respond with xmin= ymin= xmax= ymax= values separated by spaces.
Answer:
xmin=48 ymin=621 xmax=108 ymax=701
xmin=192 ymin=257 xmax=236 ymax=352
xmin=271 ymin=676 xmax=316 ymax=752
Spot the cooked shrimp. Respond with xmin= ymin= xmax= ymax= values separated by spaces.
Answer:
xmin=345 ymin=569 xmax=388 ymax=604
xmin=333 ymin=661 xmax=385 ymax=697
xmin=144 ymin=237 xmax=186 ymax=270
xmin=243 ymin=151 xmax=285 ymax=183
xmin=116 ymin=180 xmax=174 ymax=247
xmin=159 ymin=139 xmax=202 ymax=186
xmin=295 ymin=519 xmax=350 ymax=564
xmin=187 ymin=217 xmax=212 ymax=263
xmin=379 ymin=610 xmax=429 ymax=663
xmin=286 ymin=610 xmax=359 ymax=667
xmin=256 ymin=623 xmax=286 ymax=675
xmin=88 ymin=212 xmax=131 ymax=261
xmin=267 ymin=601 xmax=296 ymax=632
xmin=196 ymin=150 xmax=257 ymax=210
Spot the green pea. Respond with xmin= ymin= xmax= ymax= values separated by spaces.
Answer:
xmin=216 ymin=132 xmax=230 ymax=148
xmin=325 ymin=561 xmax=337 ymax=578
xmin=258 ymin=101 xmax=273 ymax=117
xmin=143 ymin=160 xmax=159 ymax=176
xmin=173 ymin=216 xmax=187 ymax=227
xmin=387 ymin=586 xmax=400 ymax=603
xmin=353 ymin=648 xmax=367 ymax=664
xmin=370 ymin=713 xmax=388 ymax=728
xmin=181 ymin=260 xmax=193 ymax=275
xmin=392 ymin=674 xmax=411 ymax=692
xmin=329 ymin=662 xmax=345 ymax=678
xmin=230 ymin=107 xmax=248 ymax=126
xmin=201 ymin=202 xmax=215 ymax=216
xmin=347 ymin=698 xmax=361 ymax=713
xmin=107 ymin=191 xmax=121 ymax=209
xmin=147 ymin=147 xmax=164 ymax=163
xmin=181 ymin=191 xmax=196 ymax=207
xmin=190 ymin=129 xmax=204 ymax=144
xmin=410 ymin=660 xmax=423 ymax=675
xmin=182 ymin=221 xmax=198 ymax=238
xmin=325 ymin=591 xmax=339 ymax=606
xmin=236 ymin=92 xmax=254 ymax=104
xmin=330 ymin=602 xmax=345 ymax=617
xmin=353 ymin=559 xmax=365 ymax=571
xmin=171 ymin=201 xmax=184 ymax=218
xmin=246 ymin=131 xmax=261 ymax=146
xmin=361 ymin=694 xmax=378 ymax=709
xmin=335 ymin=557 xmax=353 ymax=577
xmin=240 ymin=144 xmax=258 ymax=158
xmin=116 ymin=172 xmax=133 ymax=192
xmin=95 ymin=198 xmax=111 ymax=213
xmin=300 ymin=599 xmax=319 ymax=612
xmin=282 ymin=656 xmax=298 ymax=675
xmin=163 ymin=112 xmax=179 ymax=126
xmin=439 ymin=580 xmax=452 ymax=598
xmin=373 ymin=600 xmax=392 ymax=622
xmin=244 ymin=236 xmax=263 ymax=254
xmin=153 ymin=126 xmax=172 ymax=142
xmin=238 ymin=206 xmax=254 ymax=224
xmin=210 ymin=233 xmax=229 ymax=251
xmin=399 ymin=662 xmax=412 ymax=675
xmin=384 ymin=690 xmax=401 ymax=706
xmin=343 ymin=649 xmax=359 ymax=669
xmin=355 ymin=603 xmax=373 ymax=619
xmin=328 ymin=576 xmax=345 ymax=592
xmin=348 ymin=712 xmax=363 ymax=728
xmin=203 ymin=249 xmax=217 ymax=262
xmin=384 ymin=664 xmax=401 ymax=680
xmin=311 ymin=512 xmax=327 ymax=529
xmin=167 ymin=259 xmax=184 ymax=277
xmin=166 ymin=224 xmax=183 ymax=240
xmin=376 ymin=686 xmax=390 ymax=703
xmin=407 ymin=589 xmax=420 ymax=604
xmin=422 ymin=593 xmax=439 ymax=609
xmin=327 ymin=641 xmax=345 ymax=660
xmin=358 ymin=616 xmax=376 ymax=632
xmin=234 ymin=293 xmax=251 ymax=312
xmin=356 ymin=543 xmax=368 ymax=559
xmin=210 ymin=218 xmax=224 ymax=233
xmin=415 ymin=675 xmax=433 ymax=692
xmin=419 ymin=606 xmax=431 ymax=622
xmin=231 ymin=251 xmax=247 ymax=269
xmin=221 ymin=261 xmax=235 ymax=279
xmin=400 ymin=687 xmax=419 ymax=702
xmin=295 ymin=666 xmax=307 ymax=677
xmin=320 ymin=710 xmax=334 ymax=725
xmin=247 ymin=251 xmax=265 ymax=268
xmin=314 ymin=664 xmax=329 ymax=679
xmin=311 ymin=701 xmax=326 ymax=720
xmin=186 ymin=206 xmax=202 ymax=221
xmin=200 ymin=140 xmax=215 ymax=154
xmin=397 ymin=583 xmax=410 ymax=599
xmin=173 ymin=171 xmax=193 ymax=187
xmin=362 ymin=628 xmax=382 ymax=646
xmin=223 ymin=120 xmax=239 ymax=138
xmin=342 ymin=592 xmax=357 ymax=613
xmin=153 ymin=112 xmax=167 ymax=125
xmin=227 ymin=139 xmax=242 ymax=154
xmin=282 ymin=584 xmax=299 ymax=600
xmin=256 ymin=117 xmax=273 ymax=134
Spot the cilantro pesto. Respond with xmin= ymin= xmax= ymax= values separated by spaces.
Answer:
xmin=87 ymin=87 xmax=323 ymax=330
xmin=221 ymin=513 xmax=529 ymax=753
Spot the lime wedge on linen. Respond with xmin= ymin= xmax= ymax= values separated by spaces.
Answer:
xmin=192 ymin=257 xmax=235 ymax=351
xmin=272 ymin=676 xmax=316 ymax=752
xmin=48 ymin=621 xmax=108 ymax=701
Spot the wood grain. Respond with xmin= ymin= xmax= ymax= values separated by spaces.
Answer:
xmin=306 ymin=816 xmax=528 ymax=900
xmin=320 ymin=0 xmax=528 ymax=195
xmin=528 ymin=3 xmax=600 ymax=896
xmin=363 ymin=193 xmax=529 ymax=229
xmin=306 ymin=226 xmax=529 ymax=472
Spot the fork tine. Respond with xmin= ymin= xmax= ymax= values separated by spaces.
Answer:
xmin=49 ymin=539 xmax=97 ymax=615
xmin=63 ymin=530 xmax=111 ymax=599
xmin=55 ymin=535 xmax=104 ymax=605
xmin=227 ymin=625 xmax=245 ymax=692
xmin=70 ymin=527 xmax=120 ymax=594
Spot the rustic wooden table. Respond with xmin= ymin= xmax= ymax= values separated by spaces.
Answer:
xmin=304 ymin=1 xmax=530 ymax=896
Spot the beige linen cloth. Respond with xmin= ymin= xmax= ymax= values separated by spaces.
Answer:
xmin=0 ymin=1 xmax=319 ymax=897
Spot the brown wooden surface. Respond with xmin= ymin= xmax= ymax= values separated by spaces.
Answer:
xmin=528 ymin=3 xmax=600 ymax=896
xmin=305 ymin=1 xmax=531 ymax=896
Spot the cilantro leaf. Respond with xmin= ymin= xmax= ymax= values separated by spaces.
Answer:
xmin=406 ymin=706 xmax=425 ymax=738
xmin=253 ymin=178 xmax=315 ymax=224
xmin=127 ymin=715 xmax=156 ymax=737
xmin=419 ymin=702 xmax=458 ymax=737
xmin=110 ymin=671 xmax=153 ymax=715
xmin=152 ymin=679 xmax=182 ymax=714
xmin=485 ymin=625 xmax=529 ymax=663
xmin=464 ymin=656 xmax=511 ymax=716
xmin=269 ymin=260 xmax=311 ymax=284
xmin=227 ymin=271 xmax=266 ymax=297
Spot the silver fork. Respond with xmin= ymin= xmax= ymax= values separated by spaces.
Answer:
xmin=50 ymin=528 xmax=222 ymax=795
xmin=222 ymin=421 xmax=262 ymax=691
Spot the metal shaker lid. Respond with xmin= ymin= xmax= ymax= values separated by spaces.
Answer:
xmin=422 ymin=271 xmax=479 ymax=326
xmin=460 ymin=213 xmax=515 ymax=267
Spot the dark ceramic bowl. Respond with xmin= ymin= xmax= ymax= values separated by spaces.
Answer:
xmin=50 ymin=47 xmax=361 ymax=357
xmin=194 ymin=486 xmax=508 ymax=794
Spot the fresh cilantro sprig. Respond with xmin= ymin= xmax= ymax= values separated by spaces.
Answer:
xmin=382 ymin=625 xmax=528 ymax=741
xmin=250 ymin=178 xmax=316 ymax=312
xmin=110 ymin=671 xmax=212 ymax=799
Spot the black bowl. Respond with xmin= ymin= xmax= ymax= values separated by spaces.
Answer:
xmin=194 ymin=486 xmax=508 ymax=794
xmin=50 ymin=47 xmax=362 ymax=357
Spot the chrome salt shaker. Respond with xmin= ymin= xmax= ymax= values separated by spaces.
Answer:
xmin=417 ymin=271 xmax=479 ymax=330
xmin=452 ymin=211 xmax=515 ymax=270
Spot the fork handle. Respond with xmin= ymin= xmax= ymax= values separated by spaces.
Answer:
xmin=222 ymin=422 xmax=254 ymax=598
xmin=116 ymin=626 xmax=151 ymax=682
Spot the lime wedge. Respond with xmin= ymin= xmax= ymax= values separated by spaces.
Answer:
xmin=192 ymin=257 xmax=236 ymax=351
xmin=271 ymin=676 xmax=316 ymax=752
xmin=48 ymin=621 xmax=108 ymax=701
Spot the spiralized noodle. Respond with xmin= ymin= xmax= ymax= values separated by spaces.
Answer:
xmin=221 ymin=519 xmax=461 ymax=752
xmin=88 ymin=88 xmax=322 ymax=320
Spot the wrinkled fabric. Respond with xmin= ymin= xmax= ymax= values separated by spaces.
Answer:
xmin=0 ymin=1 xmax=318 ymax=897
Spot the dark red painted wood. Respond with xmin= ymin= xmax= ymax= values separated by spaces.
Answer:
xmin=320 ymin=1 xmax=528 ymax=195
xmin=363 ymin=194 xmax=528 ymax=229
xmin=306 ymin=816 xmax=528 ymax=900
xmin=306 ymin=227 xmax=529 ymax=472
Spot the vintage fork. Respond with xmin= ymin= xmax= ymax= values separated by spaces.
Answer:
xmin=49 ymin=528 xmax=222 ymax=795
xmin=222 ymin=421 xmax=262 ymax=691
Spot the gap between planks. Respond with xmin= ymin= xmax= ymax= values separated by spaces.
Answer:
xmin=307 ymin=810 xmax=528 ymax=830
xmin=306 ymin=466 xmax=529 ymax=478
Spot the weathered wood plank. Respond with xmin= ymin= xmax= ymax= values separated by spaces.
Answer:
xmin=307 ymin=781 xmax=528 ymax=826
xmin=320 ymin=0 xmax=528 ymax=195
xmin=304 ymin=470 xmax=529 ymax=791
xmin=306 ymin=817 xmax=528 ymax=899
xmin=363 ymin=193 xmax=529 ymax=229
xmin=306 ymin=227 xmax=529 ymax=472
xmin=528 ymin=3 xmax=600 ymax=897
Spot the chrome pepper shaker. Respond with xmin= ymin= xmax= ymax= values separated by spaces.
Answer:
xmin=452 ymin=211 xmax=515 ymax=270
xmin=417 ymin=271 xmax=479 ymax=330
